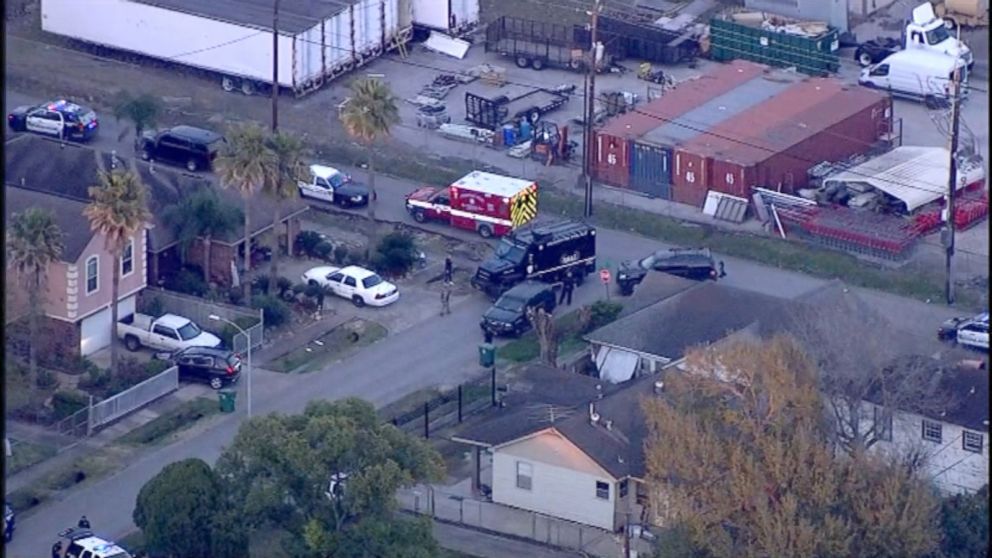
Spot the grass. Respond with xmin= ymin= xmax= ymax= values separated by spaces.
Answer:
xmin=498 ymin=307 xmax=606 ymax=364
xmin=5 ymin=438 xmax=57 ymax=476
xmin=537 ymin=190 xmax=988 ymax=311
xmin=6 ymin=450 xmax=124 ymax=514
xmin=119 ymin=397 xmax=220 ymax=447
xmin=269 ymin=318 xmax=388 ymax=374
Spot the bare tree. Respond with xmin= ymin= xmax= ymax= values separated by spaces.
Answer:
xmin=527 ymin=307 xmax=558 ymax=367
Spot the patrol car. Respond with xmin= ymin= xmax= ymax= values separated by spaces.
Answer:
xmin=58 ymin=528 xmax=132 ymax=558
xmin=7 ymin=99 xmax=99 ymax=141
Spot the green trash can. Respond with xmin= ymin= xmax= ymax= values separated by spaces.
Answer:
xmin=219 ymin=390 xmax=237 ymax=413
xmin=479 ymin=343 xmax=495 ymax=368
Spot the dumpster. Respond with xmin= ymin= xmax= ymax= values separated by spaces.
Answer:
xmin=479 ymin=343 xmax=496 ymax=368
xmin=219 ymin=390 xmax=237 ymax=413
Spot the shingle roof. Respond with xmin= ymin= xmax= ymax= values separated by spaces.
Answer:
xmin=4 ymin=187 xmax=94 ymax=262
xmin=132 ymin=0 xmax=358 ymax=35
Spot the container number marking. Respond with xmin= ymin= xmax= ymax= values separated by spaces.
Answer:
xmin=686 ymin=171 xmax=696 ymax=183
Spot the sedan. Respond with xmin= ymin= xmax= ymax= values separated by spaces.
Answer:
xmin=302 ymin=265 xmax=400 ymax=307
xmin=7 ymin=99 xmax=99 ymax=141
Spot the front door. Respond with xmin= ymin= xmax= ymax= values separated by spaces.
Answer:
xmin=151 ymin=324 xmax=180 ymax=351
xmin=428 ymin=191 xmax=451 ymax=220
xmin=301 ymin=176 xmax=335 ymax=203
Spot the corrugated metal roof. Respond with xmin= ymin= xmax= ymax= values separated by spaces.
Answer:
xmin=639 ymin=71 xmax=803 ymax=148
xmin=133 ymin=0 xmax=356 ymax=35
xmin=597 ymin=60 xmax=767 ymax=141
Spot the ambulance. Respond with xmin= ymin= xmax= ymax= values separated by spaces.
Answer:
xmin=405 ymin=171 xmax=539 ymax=238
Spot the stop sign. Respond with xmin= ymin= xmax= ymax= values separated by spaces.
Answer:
xmin=599 ymin=269 xmax=611 ymax=284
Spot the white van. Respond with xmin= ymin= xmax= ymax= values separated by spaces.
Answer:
xmin=859 ymin=49 xmax=969 ymax=108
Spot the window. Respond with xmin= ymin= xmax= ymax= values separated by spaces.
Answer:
xmin=619 ymin=479 xmax=629 ymax=498
xmin=85 ymin=255 xmax=99 ymax=294
xmin=873 ymin=406 xmax=893 ymax=442
xmin=963 ymin=431 xmax=984 ymax=453
xmin=153 ymin=324 xmax=179 ymax=340
xmin=596 ymin=481 xmax=610 ymax=500
xmin=328 ymin=272 xmax=344 ymax=283
xmin=922 ymin=420 xmax=942 ymax=443
xmin=344 ymin=276 xmax=357 ymax=288
xmin=516 ymin=461 xmax=532 ymax=490
xmin=869 ymin=64 xmax=889 ymax=77
xmin=121 ymin=239 xmax=134 ymax=276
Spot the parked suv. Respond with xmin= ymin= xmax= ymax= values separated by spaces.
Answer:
xmin=138 ymin=125 xmax=224 ymax=172
xmin=481 ymin=281 xmax=557 ymax=337
xmin=617 ymin=247 xmax=719 ymax=296
xmin=172 ymin=346 xmax=242 ymax=390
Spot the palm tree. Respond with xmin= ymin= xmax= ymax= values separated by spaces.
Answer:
xmin=162 ymin=188 xmax=243 ymax=283
xmin=214 ymin=123 xmax=274 ymax=299
xmin=263 ymin=132 xmax=309 ymax=295
xmin=7 ymin=208 xmax=65 ymax=381
xmin=340 ymin=78 xmax=399 ymax=255
xmin=113 ymin=92 xmax=162 ymax=149
xmin=84 ymin=169 xmax=151 ymax=374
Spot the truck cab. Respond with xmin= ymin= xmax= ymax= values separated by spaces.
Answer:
xmin=406 ymin=186 xmax=452 ymax=223
xmin=298 ymin=164 xmax=369 ymax=208
xmin=905 ymin=2 xmax=974 ymax=66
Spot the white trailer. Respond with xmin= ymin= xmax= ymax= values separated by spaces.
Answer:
xmin=409 ymin=0 xmax=480 ymax=38
xmin=41 ymin=0 xmax=411 ymax=97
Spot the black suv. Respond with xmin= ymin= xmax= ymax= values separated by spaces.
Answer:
xmin=138 ymin=125 xmax=224 ymax=172
xmin=481 ymin=281 xmax=557 ymax=337
xmin=617 ymin=248 xmax=719 ymax=296
xmin=172 ymin=346 xmax=242 ymax=390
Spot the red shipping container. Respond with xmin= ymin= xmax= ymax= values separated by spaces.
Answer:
xmin=592 ymin=60 xmax=767 ymax=189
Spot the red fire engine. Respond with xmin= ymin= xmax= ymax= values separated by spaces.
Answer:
xmin=404 ymin=171 xmax=539 ymax=238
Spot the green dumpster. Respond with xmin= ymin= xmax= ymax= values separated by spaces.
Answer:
xmin=479 ymin=343 xmax=495 ymax=368
xmin=219 ymin=390 xmax=237 ymax=413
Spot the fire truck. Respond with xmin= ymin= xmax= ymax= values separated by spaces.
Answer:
xmin=404 ymin=171 xmax=539 ymax=238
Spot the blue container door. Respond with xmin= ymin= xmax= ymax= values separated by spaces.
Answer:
xmin=630 ymin=142 xmax=672 ymax=199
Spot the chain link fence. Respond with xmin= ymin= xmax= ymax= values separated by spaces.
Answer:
xmin=138 ymin=288 xmax=264 ymax=350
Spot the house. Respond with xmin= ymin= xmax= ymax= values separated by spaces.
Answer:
xmin=4 ymin=135 xmax=309 ymax=287
xmin=5 ymin=185 xmax=148 ymax=359
xmin=584 ymin=277 xmax=787 ymax=383
xmin=453 ymin=364 xmax=658 ymax=532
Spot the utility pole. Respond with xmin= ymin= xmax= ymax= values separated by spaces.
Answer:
xmin=271 ymin=0 xmax=281 ymax=132
xmin=582 ymin=0 xmax=602 ymax=218
xmin=943 ymin=63 xmax=962 ymax=305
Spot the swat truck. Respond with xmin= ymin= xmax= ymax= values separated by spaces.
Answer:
xmin=471 ymin=220 xmax=596 ymax=299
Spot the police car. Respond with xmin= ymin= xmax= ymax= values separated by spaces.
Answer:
xmin=58 ymin=528 xmax=132 ymax=558
xmin=7 ymin=99 xmax=99 ymax=141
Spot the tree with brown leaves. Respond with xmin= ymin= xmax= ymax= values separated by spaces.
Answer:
xmin=527 ymin=306 xmax=558 ymax=368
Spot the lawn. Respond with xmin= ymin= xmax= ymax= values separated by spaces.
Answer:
xmin=269 ymin=318 xmax=388 ymax=374
xmin=498 ymin=303 xmax=621 ymax=364
xmin=4 ymin=438 xmax=57 ymax=476
xmin=119 ymin=397 xmax=219 ymax=447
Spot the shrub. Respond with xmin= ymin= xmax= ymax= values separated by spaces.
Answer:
xmin=585 ymin=301 xmax=623 ymax=333
xmin=52 ymin=390 xmax=89 ymax=420
xmin=251 ymin=295 xmax=291 ymax=328
xmin=78 ymin=366 xmax=111 ymax=392
xmin=144 ymin=297 xmax=165 ymax=319
xmin=251 ymin=275 xmax=270 ymax=296
xmin=291 ymin=282 xmax=307 ymax=296
xmin=227 ymin=286 xmax=245 ymax=306
xmin=167 ymin=268 xmax=208 ymax=297
xmin=333 ymin=245 xmax=349 ymax=265
xmin=35 ymin=369 xmax=58 ymax=390
xmin=276 ymin=276 xmax=293 ymax=296
xmin=294 ymin=231 xmax=323 ymax=257
xmin=374 ymin=232 xmax=418 ymax=276
xmin=313 ymin=240 xmax=334 ymax=262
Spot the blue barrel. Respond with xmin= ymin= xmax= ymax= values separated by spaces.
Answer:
xmin=519 ymin=120 xmax=532 ymax=141
xmin=502 ymin=124 xmax=517 ymax=146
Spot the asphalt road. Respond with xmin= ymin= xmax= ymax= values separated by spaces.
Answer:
xmin=2 ymin=89 xmax=967 ymax=557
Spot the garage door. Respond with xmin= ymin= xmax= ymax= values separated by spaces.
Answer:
xmin=80 ymin=295 xmax=136 ymax=356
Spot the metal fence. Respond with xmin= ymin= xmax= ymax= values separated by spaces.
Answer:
xmin=387 ymin=375 xmax=498 ymax=439
xmin=138 ymin=287 xmax=264 ymax=350
xmin=89 ymin=366 xmax=179 ymax=430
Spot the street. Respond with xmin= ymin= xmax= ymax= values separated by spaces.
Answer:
xmin=2 ymin=85 xmax=971 ymax=557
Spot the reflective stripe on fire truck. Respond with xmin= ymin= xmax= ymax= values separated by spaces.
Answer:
xmin=407 ymin=200 xmax=513 ymax=226
xmin=510 ymin=185 xmax=538 ymax=228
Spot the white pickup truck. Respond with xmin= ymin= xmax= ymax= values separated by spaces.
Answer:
xmin=117 ymin=313 xmax=222 ymax=352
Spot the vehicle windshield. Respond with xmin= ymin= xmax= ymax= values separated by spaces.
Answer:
xmin=176 ymin=322 xmax=203 ymax=341
xmin=495 ymin=295 xmax=526 ymax=313
xmin=79 ymin=110 xmax=97 ymax=124
xmin=638 ymin=254 xmax=660 ymax=269
xmin=926 ymin=25 xmax=950 ymax=45
xmin=495 ymin=240 xmax=526 ymax=263
xmin=327 ymin=173 xmax=346 ymax=188
xmin=362 ymin=274 xmax=384 ymax=289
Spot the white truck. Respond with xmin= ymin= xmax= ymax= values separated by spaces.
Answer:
xmin=117 ymin=313 xmax=222 ymax=353
xmin=40 ymin=0 xmax=410 ymax=98
xmin=409 ymin=0 xmax=480 ymax=38
xmin=854 ymin=2 xmax=974 ymax=68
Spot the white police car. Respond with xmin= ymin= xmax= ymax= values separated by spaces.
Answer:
xmin=7 ymin=99 xmax=99 ymax=141
xmin=59 ymin=528 xmax=132 ymax=558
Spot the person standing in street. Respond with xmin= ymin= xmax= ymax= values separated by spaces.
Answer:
xmin=559 ymin=269 xmax=574 ymax=306
xmin=443 ymin=253 xmax=454 ymax=283
xmin=718 ymin=260 xmax=726 ymax=278
xmin=78 ymin=515 xmax=90 ymax=529
xmin=440 ymin=280 xmax=452 ymax=316
xmin=51 ymin=540 xmax=62 ymax=558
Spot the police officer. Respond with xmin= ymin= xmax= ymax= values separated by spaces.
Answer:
xmin=440 ymin=280 xmax=453 ymax=316
xmin=52 ymin=540 xmax=63 ymax=558
xmin=443 ymin=253 xmax=454 ymax=283
xmin=78 ymin=515 xmax=90 ymax=529
xmin=559 ymin=269 xmax=575 ymax=306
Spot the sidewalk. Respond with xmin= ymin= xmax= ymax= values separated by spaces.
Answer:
xmin=431 ymin=519 xmax=582 ymax=558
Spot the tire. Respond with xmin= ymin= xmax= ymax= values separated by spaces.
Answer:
xmin=241 ymin=79 xmax=256 ymax=96
xmin=124 ymin=335 xmax=141 ymax=352
xmin=568 ymin=59 xmax=582 ymax=71
xmin=140 ymin=149 xmax=152 ymax=161
xmin=186 ymin=158 xmax=199 ymax=172
xmin=222 ymin=77 xmax=236 ymax=92
xmin=478 ymin=224 xmax=493 ymax=238
xmin=515 ymin=56 xmax=530 ymax=68
xmin=856 ymin=50 xmax=874 ymax=67
xmin=413 ymin=210 xmax=426 ymax=223
xmin=531 ymin=58 xmax=545 ymax=70
xmin=210 ymin=377 xmax=223 ymax=390
xmin=528 ymin=109 xmax=541 ymax=124
xmin=352 ymin=295 xmax=365 ymax=307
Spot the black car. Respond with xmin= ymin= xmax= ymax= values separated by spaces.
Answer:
xmin=7 ymin=99 xmax=99 ymax=141
xmin=138 ymin=125 xmax=225 ymax=172
xmin=617 ymin=247 xmax=719 ymax=296
xmin=172 ymin=346 xmax=242 ymax=390
xmin=481 ymin=281 xmax=557 ymax=337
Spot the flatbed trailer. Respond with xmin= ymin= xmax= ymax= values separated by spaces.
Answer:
xmin=465 ymin=85 xmax=572 ymax=130
xmin=485 ymin=16 xmax=619 ymax=72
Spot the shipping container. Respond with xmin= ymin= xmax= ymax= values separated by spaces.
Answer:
xmin=709 ymin=14 xmax=840 ymax=76
xmin=41 ymin=0 xmax=408 ymax=98
xmin=630 ymin=143 xmax=673 ymax=199
xmin=410 ymin=0 xmax=479 ymax=38
xmin=592 ymin=60 xmax=767 ymax=188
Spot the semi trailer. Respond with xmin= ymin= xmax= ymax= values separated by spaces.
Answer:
xmin=40 ymin=0 xmax=411 ymax=98
xmin=410 ymin=0 xmax=480 ymax=38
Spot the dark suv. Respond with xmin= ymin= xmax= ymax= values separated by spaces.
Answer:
xmin=481 ymin=281 xmax=557 ymax=337
xmin=172 ymin=346 xmax=242 ymax=390
xmin=138 ymin=125 xmax=224 ymax=172
xmin=617 ymin=248 xmax=720 ymax=295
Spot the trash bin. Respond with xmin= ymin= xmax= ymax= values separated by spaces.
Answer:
xmin=479 ymin=343 xmax=495 ymax=368
xmin=218 ymin=390 xmax=237 ymax=413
